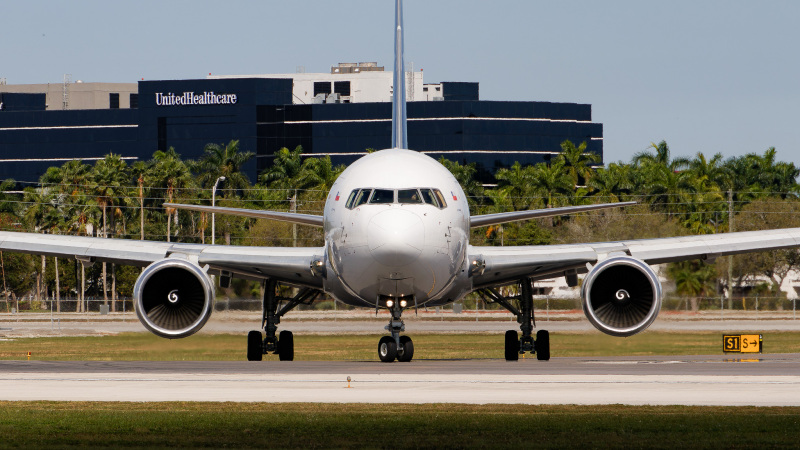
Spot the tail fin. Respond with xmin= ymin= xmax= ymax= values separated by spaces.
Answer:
xmin=391 ymin=0 xmax=408 ymax=149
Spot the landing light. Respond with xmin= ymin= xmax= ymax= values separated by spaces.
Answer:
xmin=386 ymin=299 xmax=394 ymax=308
xmin=400 ymin=299 xmax=408 ymax=308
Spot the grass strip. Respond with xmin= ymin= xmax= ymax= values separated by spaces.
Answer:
xmin=1 ymin=331 xmax=799 ymax=361
xmin=1 ymin=402 xmax=799 ymax=449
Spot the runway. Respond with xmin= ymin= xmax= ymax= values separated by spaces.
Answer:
xmin=2 ymin=354 xmax=800 ymax=406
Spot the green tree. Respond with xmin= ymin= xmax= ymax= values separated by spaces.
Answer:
xmin=527 ymin=160 xmax=574 ymax=208
xmin=668 ymin=260 xmax=717 ymax=312
xmin=194 ymin=139 xmax=254 ymax=193
xmin=633 ymin=140 xmax=689 ymax=171
xmin=587 ymin=162 xmax=634 ymax=202
xmin=727 ymin=148 xmax=800 ymax=202
xmin=720 ymin=197 xmax=800 ymax=297
xmin=259 ymin=146 xmax=305 ymax=190
xmin=495 ymin=162 xmax=535 ymax=211
xmin=553 ymin=140 xmax=600 ymax=187
xmin=438 ymin=157 xmax=484 ymax=210
xmin=90 ymin=154 xmax=131 ymax=307
xmin=297 ymin=155 xmax=346 ymax=208
xmin=147 ymin=148 xmax=196 ymax=242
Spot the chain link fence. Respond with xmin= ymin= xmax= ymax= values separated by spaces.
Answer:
xmin=3 ymin=295 xmax=798 ymax=321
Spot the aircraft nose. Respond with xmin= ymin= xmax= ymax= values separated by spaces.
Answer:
xmin=367 ymin=209 xmax=425 ymax=267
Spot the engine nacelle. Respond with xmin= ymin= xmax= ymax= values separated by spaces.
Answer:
xmin=134 ymin=258 xmax=214 ymax=339
xmin=580 ymin=256 xmax=662 ymax=337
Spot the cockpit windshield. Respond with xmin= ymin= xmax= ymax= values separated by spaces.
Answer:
xmin=369 ymin=189 xmax=394 ymax=204
xmin=353 ymin=189 xmax=370 ymax=207
xmin=397 ymin=189 xmax=422 ymax=204
xmin=345 ymin=188 xmax=447 ymax=209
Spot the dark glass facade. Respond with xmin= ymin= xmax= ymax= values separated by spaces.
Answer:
xmin=0 ymin=77 xmax=603 ymax=185
xmin=257 ymin=99 xmax=601 ymax=181
xmin=0 ymin=106 xmax=138 ymax=183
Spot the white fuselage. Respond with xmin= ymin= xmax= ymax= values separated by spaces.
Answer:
xmin=322 ymin=149 xmax=472 ymax=308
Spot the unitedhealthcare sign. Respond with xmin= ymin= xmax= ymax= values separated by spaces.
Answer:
xmin=155 ymin=91 xmax=238 ymax=106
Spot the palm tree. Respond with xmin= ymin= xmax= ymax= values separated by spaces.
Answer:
xmin=22 ymin=186 xmax=56 ymax=306
xmin=668 ymin=260 xmax=716 ymax=312
xmin=634 ymin=160 xmax=689 ymax=215
xmin=495 ymin=162 xmax=535 ymax=211
xmin=194 ymin=139 xmax=254 ymax=193
xmin=259 ymin=146 xmax=305 ymax=190
xmin=90 ymin=154 xmax=131 ymax=307
xmin=438 ymin=157 xmax=484 ymax=210
xmin=297 ymin=156 xmax=345 ymax=196
xmin=0 ymin=179 xmax=20 ymax=310
xmin=90 ymin=154 xmax=130 ymax=238
xmin=527 ymin=160 xmax=574 ymax=208
xmin=687 ymin=152 xmax=730 ymax=191
xmin=553 ymin=140 xmax=600 ymax=187
xmin=587 ymin=162 xmax=633 ymax=202
xmin=482 ymin=189 xmax=513 ymax=245
xmin=147 ymin=148 xmax=196 ymax=242
xmin=258 ymin=146 xmax=309 ymax=246
xmin=0 ymin=179 xmax=19 ymax=215
xmin=41 ymin=159 xmax=94 ymax=310
xmin=633 ymin=140 xmax=689 ymax=172
xmin=296 ymin=156 xmax=346 ymax=214
xmin=130 ymin=160 xmax=150 ymax=241
xmin=677 ymin=152 xmax=729 ymax=234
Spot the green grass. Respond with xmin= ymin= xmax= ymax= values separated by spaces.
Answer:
xmin=0 ymin=402 xmax=799 ymax=448
xmin=2 ymin=331 xmax=799 ymax=361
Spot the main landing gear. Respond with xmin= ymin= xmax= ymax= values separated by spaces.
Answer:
xmin=247 ymin=279 xmax=320 ymax=362
xmin=378 ymin=298 xmax=414 ymax=362
xmin=477 ymin=278 xmax=550 ymax=362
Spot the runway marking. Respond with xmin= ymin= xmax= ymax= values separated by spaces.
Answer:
xmin=583 ymin=360 xmax=687 ymax=365
xmin=582 ymin=358 xmax=784 ymax=365
xmin=3 ymin=377 xmax=799 ymax=386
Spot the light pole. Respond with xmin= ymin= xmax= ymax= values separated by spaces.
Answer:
xmin=211 ymin=176 xmax=226 ymax=245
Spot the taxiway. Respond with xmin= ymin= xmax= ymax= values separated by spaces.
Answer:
xmin=2 ymin=355 xmax=799 ymax=406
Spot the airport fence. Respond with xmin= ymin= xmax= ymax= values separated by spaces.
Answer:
xmin=2 ymin=295 xmax=799 ymax=320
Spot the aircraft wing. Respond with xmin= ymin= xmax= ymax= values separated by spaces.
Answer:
xmin=164 ymin=203 xmax=324 ymax=227
xmin=0 ymin=231 xmax=325 ymax=288
xmin=469 ymin=227 xmax=800 ymax=289
xmin=469 ymin=201 xmax=636 ymax=228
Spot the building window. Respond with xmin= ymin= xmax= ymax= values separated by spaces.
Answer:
xmin=109 ymin=93 xmax=119 ymax=109
xmin=313 ymin=82 xmax=332 ymax=97
xmin=129 ymin=93 xmax=138 ymax=109
xmin=157 ymin=117 xmax=167 ymax=151
xmin=334 ymin=81 xmax=351 ymax=97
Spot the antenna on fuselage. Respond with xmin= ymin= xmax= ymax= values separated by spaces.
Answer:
xmin=391 ymin=0 xmax=408 ymax=150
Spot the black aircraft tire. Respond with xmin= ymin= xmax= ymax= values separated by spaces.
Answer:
xmin=536 ymin=329 xmax=550 ymax=361
xmin=247 ymin=330 xmax=263 ymax=361
xmin=504 ymin=330 xmax=519 ymax=361
xmin=278 ymin=330 xmax=294 ymax=361
xmin=397 ymin=336 xmax=414 ymax=362
xmin=378 ymin=336 xmax=398 ymax=362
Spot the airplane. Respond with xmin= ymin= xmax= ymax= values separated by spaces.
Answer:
xmin=3 ymin=0 xmax=800 ymax=363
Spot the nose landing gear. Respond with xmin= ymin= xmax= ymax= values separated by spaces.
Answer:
xmin=378 ymin=298 xmax=414 ymax=362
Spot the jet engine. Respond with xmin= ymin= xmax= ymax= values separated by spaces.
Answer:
xmin=580 ymin=256 xmax=662 ymax=337
xmin=134 ymin=258 xmax=214 ymax=339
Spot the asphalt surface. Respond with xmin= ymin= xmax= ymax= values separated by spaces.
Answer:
xmin=2 ymin=355 xmax=799 ymax=406
xmin=3 ymin=311 xmax=800 ymax=406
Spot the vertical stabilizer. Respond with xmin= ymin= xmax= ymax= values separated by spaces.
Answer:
xmin=391 ymin=0 xmax=408 ymax=149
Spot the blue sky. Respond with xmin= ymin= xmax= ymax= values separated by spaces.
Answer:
xmin=3 ymin=0 xmax=798 ymax=164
